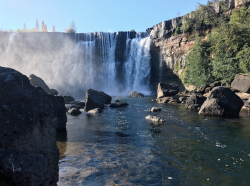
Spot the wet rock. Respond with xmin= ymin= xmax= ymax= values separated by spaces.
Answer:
xmin=109 ymin=100 xmax=129 ymax=108
xmin=157 ymin=82 xmax=179 ymax=99
xmin=129 ymin=91 xmax=144 ymax=98
xmin=0 ymin=67 xmax=59 ymax=185
xmin=88 ymin=108 xmax=103 ymax=113
xmin=185 ymin=93 xmax=206 ymax=111
xmin=68 ymin=108 xmax=81 ymax=116
xmin=84 ymin=89 xmax=112 ymax=111
xmin=63 ymin=96 xmax=75 ymax=104
xmin=145 ymin=115 xmax=165 ymax=123
xmin=29 ymin=74 xmax=51 ymax=94
xmin=199 ymin=86 xmax=244 ymax=116
xmin=151 ymin=107 xmax=162 ymax=112
xmin=231 ymin=74 xmax=250 ymax=93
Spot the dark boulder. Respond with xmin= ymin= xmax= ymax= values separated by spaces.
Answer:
xmin=129 ymin=91 xmax=144 ymax=98
xmin=231 ymin=74 xmax=250 ymax=93
xmin=157 ymin=82 xmax=179 ymax=99
xmin=29 ymin=74 xmax=51 ymax=94
xmin=0 ymin=67 xmax=59 ymax=185
xmin=48 ymin=95 xmax=67 ymax=132
xmin=109 ymin=100 xmax=129 ymax=108
xmin=68 ymin=108 xmax=81 ymax=116
xmin=50 ymin=88 xmax=59 ymax=96
xmin=199 ymin=86 xmax=244 ymax=116
xmin=185 ymin=93 xmax=207 ymax=111
xmin=88 ymin=108 xmax=103 ymax=113
xmin=151 ymin=107 xmax=161 ymax=112
xmin=84 ymin=89 xmax=112 ymax=111
xmin=63 ymin=95 xmax=75 ymax=104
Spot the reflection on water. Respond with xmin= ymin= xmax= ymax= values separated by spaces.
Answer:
xmin=57 ymin=97 xmax=250 ymax=186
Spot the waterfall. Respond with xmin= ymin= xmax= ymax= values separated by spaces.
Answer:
xmin=1 ymin=31 xmax=152 ymax=98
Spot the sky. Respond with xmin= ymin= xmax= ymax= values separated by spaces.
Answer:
xmin=0 ymin=0 xmax=208 ymax=33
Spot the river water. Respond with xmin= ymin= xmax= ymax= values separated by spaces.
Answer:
xmin=57 ymin=97 xmax=250 ymax=186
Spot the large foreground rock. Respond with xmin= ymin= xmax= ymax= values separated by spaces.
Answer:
xmin=185 ymin=93 xmax=206 ymax=111
xmin=199 ymin=86 xmax=244 ymax=116
xmin=84 ymin=89 xmax=112 ymax=111
xmin=231 ymin=74 xmax=250 ymax=93
xmin=0 ymin=67 xmax=59 ymax=185
xmin=157 ymin=82 xmax=179 ymax=99
xmin=129 ymin=91 xmax=144 ymax=98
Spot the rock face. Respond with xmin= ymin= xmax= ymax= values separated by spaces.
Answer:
xmin=109 ymin=100 xmax=129 ymax=108
xmin=157 ymin=83 xmax=179 ymax=98
xmin=199 ymin=86 xmax=244 ymax=116
xmin=0 ymin=67 xmax=59 ymax=185
xmin=84 ymin=89 xmax=112 ymax=111
xmin=185 ymin=93 xmax=207 ymax=110
xmin=29 ymin=74 xmax=51 ymax=94
xmin=231 ymin=74 xmax=250 ymax=93
xmin=88 ymin=108 xmax=103 ymax=113
xmin=129 ymin=91 xmax=144 ymax=98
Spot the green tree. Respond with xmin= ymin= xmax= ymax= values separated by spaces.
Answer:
xmin=184 ymin=36 xmax=213 ymax=86
xmin=66 ymin=21 xmax=76 ymax=33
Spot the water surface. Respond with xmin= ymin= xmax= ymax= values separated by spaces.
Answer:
xmin=57 ymin=97 xmax=250 ymax=186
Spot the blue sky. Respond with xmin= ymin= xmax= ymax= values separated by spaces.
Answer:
xmin=0 ymin=0 xmax=208 ymax=33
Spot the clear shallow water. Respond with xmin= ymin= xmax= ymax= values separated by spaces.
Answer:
xmin=57 ymin=97 xmax=250 ymax=186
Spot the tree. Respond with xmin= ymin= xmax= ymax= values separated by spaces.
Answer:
xmin=52 ymin=25 xmax=55 ymax=32
xmin=23 ymin=23 xmax=26 ymax=32
xmin=41 ymin=20 xmax=46 ymax=32
xmin=130 ymin=29 xmax=136 ymax=32
xmin=35 ymin=19 xmax=39 ymax=32
xmin=66 ymin=21 xmax=76 ymax=33
xmin=44 ymin=24 xmax=48 ymax=32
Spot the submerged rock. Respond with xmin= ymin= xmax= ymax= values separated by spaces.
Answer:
xmin=129 ymin=91 xmax=144 ymax=98
xmin=68 ymin=108 xmax=81 ymax=116
xmin=199 ymin=86 xmax=244 ymax=116
xmin=151 ymin=107 xmax=162 ymax=112
xmin=88 ymin=108 xmax=103 ymax=113
xmin=157 ymin=82 xmax=179 ymax=99
xmin=84 ymin=89 xmax=112 ymax=111
xmin=185 ymin=93 xmax=206 ymax=111
xmin=145 ymin=115 xmax=165 ymax=123
xmin=0 ymin=67 xmax=59 ymax=185
xmin=109 ymin=100 xmax=129 ymax=108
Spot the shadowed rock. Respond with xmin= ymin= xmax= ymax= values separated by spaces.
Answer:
xmin=129 ymin=91 xmax=144 ymax=98
xmin=68 ymin=108 xmax=81 ymax=116
xmin=157 ymin=82 xmax=179 ymax=99
xmin=0 ymin=67 xmax=59 ymax=185
xmin=109 ymin=100 xmax=129 ymax=108
xmin=29 ymin=74 xmax=51 ymax=94
xmin=199 ymin=86 xmax=244 ymax=116
xmin=185 ymin=93 xmax=206 ymax=111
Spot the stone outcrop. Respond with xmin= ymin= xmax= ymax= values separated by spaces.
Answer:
xmin=185 ymin=93 xmax=207 ymax=111
xmin=129 ymin=91 xmax=144 ymax=98
xmin=157 ymin=82 xmax=179 ymax=98
xmin=109 ymin=100 xmax=129 ymax=108
xmin=199 ymin=86 xmax=244 ymax=116
xmin=84 ymin=89 xmax=112 ymax=111
xmin=0 ymin=67 xmax=59 ymax=185
xmin=231 ymin=74 xmax=250 ymax=93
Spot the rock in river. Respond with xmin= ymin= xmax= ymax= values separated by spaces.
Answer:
xmin=0 ymin=67 xmax=59 ymax=185
xmin=68 ymin=108 xmax=81 ymax=116
xmin=199 ymin=86 xmax=244 ymax=116
xmin=151 ymin=107 xmax=162 ymax=112
xmin=157 ymin=82 xmax=179 ymax=99
xmin=129 ymin=91 xmax=144 ymax=97
xmin=145 ymin=115 xmax=165 ymax=123
xmin=185 ymin=93 xmax=206 ymax=111
xmin=84 ymin=89 xmax=112 ymax=111
xmin=88 ymin=108 xmax=103 ymax=113
xmin=110 ymin=100 xmax=129 ymax=108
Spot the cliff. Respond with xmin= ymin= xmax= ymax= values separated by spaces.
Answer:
xmin=146 ymin=0 xmax=248 ymax=86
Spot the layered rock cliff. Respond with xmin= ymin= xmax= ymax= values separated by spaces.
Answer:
xmin=146 ymin=0 xmax=248 ymax=86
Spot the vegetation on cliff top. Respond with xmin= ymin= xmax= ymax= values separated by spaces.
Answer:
xmin=184 ymin=1 xmax=250 ymax=87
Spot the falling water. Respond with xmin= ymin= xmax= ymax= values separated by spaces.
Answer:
xmin=4 ymin=33 xmax=17 ymax=66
